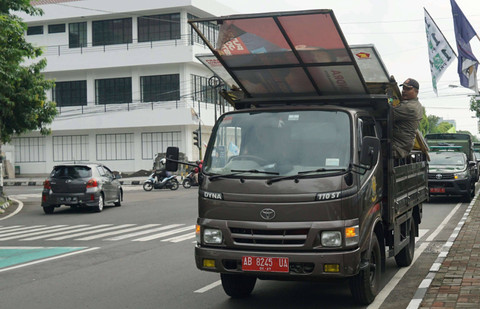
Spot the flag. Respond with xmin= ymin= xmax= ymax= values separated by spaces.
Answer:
xmin=424 ymin=8 xmax=456 ymax=96
xmin=450 ymin=0 xmax=479 ymax=93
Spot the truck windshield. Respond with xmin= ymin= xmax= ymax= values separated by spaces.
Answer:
xmin=204 ymin=110 xmax=351 ymax=177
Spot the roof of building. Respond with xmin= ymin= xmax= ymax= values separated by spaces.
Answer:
xmin=31 ymin=0 xmax=83 ymax=6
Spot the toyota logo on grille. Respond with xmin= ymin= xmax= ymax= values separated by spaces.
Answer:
xmin=260 ymin=208 xmax=276 ymax=220
xmin=435 ymin=174 xmax=443 ymax=180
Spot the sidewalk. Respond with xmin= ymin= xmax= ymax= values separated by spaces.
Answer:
xmin=409 ymin=194 xmax=480 ymax=308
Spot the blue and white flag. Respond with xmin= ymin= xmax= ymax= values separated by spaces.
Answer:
xmin=424 ymin=8 xmax=456 ymax=96
xmin=450 ymin=0 xmax=479 ymax=93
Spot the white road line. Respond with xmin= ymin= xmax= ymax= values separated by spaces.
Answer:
xmin=417 ymin=229 xmax=428 ymax=240
xmin=162 ymin=233 xmax=195 ymax=243
xmin=22 ymin=225 xmax=111 ymax=241
xmin=194 ymin=280 xmax=221 ymax=293
xmin=75 ymin=224 xmax=161 ymax=240
xmin=2 ymin=225 xmax=89 ymax=241
xmin=132 ymin=226 xmax=195 ymax=241
xmin=105 ymin=224 xmax=184 ymax=241
xmin=368 ymin=202 xmax=463 ymax=309
xmin=0 ymin=225 xmax=46 ymax=235
xmin=0 ymin=225 xmax=64 ymax=239
xmin=0 ymin=225 xmax=24 ymax=232
xmin=0 ymin=197 xmax=23 ymax=221
xmin=47 ymin=224 xmax=136 ymax=240
xmin=0 ymin=247 xmax=100 ymax=273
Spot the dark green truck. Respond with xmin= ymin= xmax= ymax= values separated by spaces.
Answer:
xmin=167 ymin=9 xmax=429 ymax=305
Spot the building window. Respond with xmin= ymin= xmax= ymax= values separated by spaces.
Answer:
xmin=53 ymin=80 xmax=87 ymax=107
xmin=12 ymin=137 xmax=46 ymax=163
xmin=48 ymin=24 xmax=66 ymax=34
xmin=188 ymin=14 xmax=218 ymax=46
xmin=140 ymin=74 xmax=179 ymax=102
xmin=192 ymin=75 xmax=215 ymax=103
xmin=92 ymin=18 xmax=132 ymax=46
xmin=69 ymin=22 xmax=87 ymax=48
xmin=95 ymin=77 xmax=132 ymax=104
xmin=138 ymin=13 xmax=180 ymax=42
xmin=27 ymin=26 xmax=44 ymax=35
xmin=141 ymin=132 xmax=181 ymax=160
xmin=96 ymin=134 xmax=134 ymax=160
xmin=53 ymin=135 xmax=89 ymax=162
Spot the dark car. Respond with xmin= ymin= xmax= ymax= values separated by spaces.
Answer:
xmin=428 ymin=151 xmax=476 ymax=202
xmin=42 ymin=163 xmax=123 ymax=214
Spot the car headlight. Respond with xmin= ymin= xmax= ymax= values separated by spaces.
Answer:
xmin=454 ymin=170 xmax=468 ymax=179
xmin=321 ymin=231 xmax=342 ymax=247
xmin=203 ymin=228 xmax=223 ymax=244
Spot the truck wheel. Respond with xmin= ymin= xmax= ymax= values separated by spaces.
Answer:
xmin=395 ymin=219 xmax=415 ymax=267
xmin=350 ymin=234 xmax=381 ymax=305
xmin=220 ymin=273 xmax=256 ymax=298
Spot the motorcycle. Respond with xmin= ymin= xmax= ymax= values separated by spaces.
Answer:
xmin=182 ymin=171 xmax=199 ymax=189
xmin=143 ymin=173 xmax=179 ymax=191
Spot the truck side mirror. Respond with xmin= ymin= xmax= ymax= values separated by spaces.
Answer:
xmin=165 ymin=147 xmax=179 ymax=172
xmin=360 ymin=136 xmax=380 ymax=167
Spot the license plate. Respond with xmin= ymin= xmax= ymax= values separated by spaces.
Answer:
xmin=60 ymin=196 xmax=78 ymax=203
xmin=242 ymin=256 xmax=289 ymax=273
xmin=430 ymin=187 xmax=445 ymax=193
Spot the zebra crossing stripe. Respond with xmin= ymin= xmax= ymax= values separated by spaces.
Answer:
xmin=162 ymin=233 xmax=195 ymax=243
xmin=132 ymin=226 xmax=195 ymax=242
xmin=0 ymin=225 xmax=46 ymax=235
xmin=0 ymin=225 xmax=67 ymax=239
xmin=47 ymin=224 xmax=136 ymax=240
xmin=21 ymin=225 xmax=111 ymax=241
xmin=1 ymin=225 xmax=90 ymax=241
xmin=105 ymin=224 xmax=184 ymax=241
xmin=0 ymin=226 xmax=25 ymax=232
xmin=75 ymin=224 xmax=161 ymax=240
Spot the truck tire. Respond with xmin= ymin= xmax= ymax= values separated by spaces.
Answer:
xmin=471 ymin=181 xmax=475 ymax=197
xmin=220 ymin=273 xmax=256 ymax=298
xmin=463 ymin=186 xmax=473 ymax=203
xmin=395 ymin=219 xmax=415 ymax=267
xmin=350 ymin=233 xmax=381 ymax=305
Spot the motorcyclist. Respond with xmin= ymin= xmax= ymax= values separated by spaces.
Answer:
xmin=154 ymin=158 xmax=170 ymax=183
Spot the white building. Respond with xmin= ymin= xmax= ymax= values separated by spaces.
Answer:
xmin=7 ymin=0 xmax=235 ymax=175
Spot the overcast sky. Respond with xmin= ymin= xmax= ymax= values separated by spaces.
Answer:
xmin=216 ymin=0 xmax=480 ymax=136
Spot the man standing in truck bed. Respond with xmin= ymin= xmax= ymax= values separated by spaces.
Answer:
xmin=392 ymin=78 xmax=423 ymax=158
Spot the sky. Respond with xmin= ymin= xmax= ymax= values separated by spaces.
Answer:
xmin=216 ymin=0 xmax=480 ymax=137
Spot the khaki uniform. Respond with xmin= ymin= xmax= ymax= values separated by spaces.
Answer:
xmin=392 ymin=98 xmax=423 ymax=158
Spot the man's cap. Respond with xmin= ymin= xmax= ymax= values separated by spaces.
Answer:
xmin=400 ymin=78 xmax=419 ymax=89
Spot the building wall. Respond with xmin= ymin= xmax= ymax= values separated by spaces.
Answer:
xmin=9 ymin=0 xmax=234 ymax=175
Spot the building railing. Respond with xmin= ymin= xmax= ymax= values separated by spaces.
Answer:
xmin=43 ymin=34 xmax=208 ymax=56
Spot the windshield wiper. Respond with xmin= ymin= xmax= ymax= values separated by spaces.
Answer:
xmin=267 ymin=168 xmax=347 ymax=184
xmin=209 ymin=169 xmax=279 ymax=181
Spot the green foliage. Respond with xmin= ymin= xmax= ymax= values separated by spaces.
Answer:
xmin=470 ymin=96 xmax=480 ymax=118
xmin=418 ymin=107 xmax=429 ymax=135
xmin=0 ymin=0 xmax=56 ymax=144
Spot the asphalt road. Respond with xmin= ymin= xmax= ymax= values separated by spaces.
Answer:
xmin=0 ymin=185 xmax=470 ymax=309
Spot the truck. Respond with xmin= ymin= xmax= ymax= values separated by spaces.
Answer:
xmin=166 ymin=10 xmax=429 ymax=305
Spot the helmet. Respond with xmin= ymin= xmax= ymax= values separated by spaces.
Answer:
xmin=160 ymin=158 xmax=166 ymax=164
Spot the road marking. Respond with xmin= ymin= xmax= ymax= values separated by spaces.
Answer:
xmin=75 ymin=224 xmax=160 ymax=240
xmin=194 ymin=280 xmax=221 ymax=293
xmin=0 ymin=225 xmax=66 ymax=240
xmin=0 ymin=225 xmax=46 ymax=235
xmin=1 ymin=225 xmax=89 ymax=241
xmin=162 ymin=233 xmax=195 ymax=243
xmin=21 ymin=224 xmax=110 ymax=241
xmin=368 ymin=202 xmax=463 ymax=309
xmin=47 ymin=224 xmax=136 ymax=240
xmin=132 ymin=226 xmax=195 ymax=241
xmin=0 ymin=247 xmax=100 ymax=272
xmin=0 ymin=225 xmax=24 ymax=231
xmin=0 ymin=197 xmax=22 ymax=221
xmin=105 ymin=224 xmax=184 ymax=241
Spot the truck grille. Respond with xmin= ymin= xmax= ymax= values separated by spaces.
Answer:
xmin=230 ymin=227 xmax=308 ymax=246
xmin=428 ymin=173 xmax=455 ymax=180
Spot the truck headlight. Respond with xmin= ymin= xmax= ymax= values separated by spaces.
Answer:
xmin=203 ymin=228 xmax=223 ymax=244
xmin=454 ymin=170 xmax=468 ymax=179
xmin=321 ymin=231 xmax=342 ymax=247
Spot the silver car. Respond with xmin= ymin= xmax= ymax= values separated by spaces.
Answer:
xmin=41 ymin=163 xmax=123 ymax=214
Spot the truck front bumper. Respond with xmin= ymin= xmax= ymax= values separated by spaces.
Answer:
xmin=195 ymin=245 xmax=361 ymax=279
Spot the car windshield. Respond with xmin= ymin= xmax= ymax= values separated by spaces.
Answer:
xmin=203 ymin=110 xmax=351 ymax=177
xmin=51 ymin=166 xmax=92 ymax=178
xmin=429 ymin=152 xmax=466 ymax=166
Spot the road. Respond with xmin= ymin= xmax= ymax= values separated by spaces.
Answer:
xmin=0 ymin=185 xmax=471 ymax=309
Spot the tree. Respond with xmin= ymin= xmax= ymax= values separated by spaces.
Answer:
xmin=0 ymin=0 xmax=57 ymax=194
xmin=470 ymin=95 xmax=480 ymax=118
xmin=418 ymin=107 xmax=429 ymax=136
